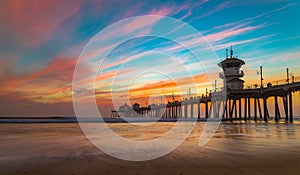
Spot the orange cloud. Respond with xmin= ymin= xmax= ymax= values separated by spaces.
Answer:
xmin=4 ymin=56 xmax=77 ymax=90
xmin=94 ymin=73 xmax=210 ymax=106
xmin=0 ymin=56 xmax=81 ymax=104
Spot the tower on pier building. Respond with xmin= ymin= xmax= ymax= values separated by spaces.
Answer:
xmin=218 ymin=46 xmax=245 ymax=90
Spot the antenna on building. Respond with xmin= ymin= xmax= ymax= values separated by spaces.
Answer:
xmin=226 ymin=48 xmax=228 ymax=59
xmin=230 ymin=45 xmax=233 ymax=58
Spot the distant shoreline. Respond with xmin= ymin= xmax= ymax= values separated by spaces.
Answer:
xmin=0 ymin=117 xmax=200 ymax=123
xmin=0 ymin=116 xmax=299 ymax=124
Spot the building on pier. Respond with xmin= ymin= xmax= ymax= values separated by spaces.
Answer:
xmin=117 ymin=103 xmax=132 ymax=117
xmin=218 ymin=46 xmax=245 ymax=90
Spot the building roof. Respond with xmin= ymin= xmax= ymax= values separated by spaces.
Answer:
xmin=132 ymin=103 xmax=140 ymax=106
xmin=218 ymin=57 xmax=245 ymax=66
xmin=119 ymin=103 xmax=131 ymax=111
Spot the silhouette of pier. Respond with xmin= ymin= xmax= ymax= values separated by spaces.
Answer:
xmin=112 ymin=48 xmax=300 ymax=123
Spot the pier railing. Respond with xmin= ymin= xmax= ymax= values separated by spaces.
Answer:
xmin=243 ymin=76 xmax=300 ymax=90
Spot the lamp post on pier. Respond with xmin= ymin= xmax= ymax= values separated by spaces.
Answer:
xmin=287 ymin=68 xmax=290 ymax=83
xmin=260 ymin=66 xmax=263 ymax=88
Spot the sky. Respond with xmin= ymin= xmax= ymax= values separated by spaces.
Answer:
xmin=0 ymin=0 xmax=300 ymax=117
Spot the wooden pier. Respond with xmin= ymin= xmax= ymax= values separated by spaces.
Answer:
xmin=112 ymin=48 xmax=300 ymax=123
xmin=113 ymin=81 xmax=300 ymax=123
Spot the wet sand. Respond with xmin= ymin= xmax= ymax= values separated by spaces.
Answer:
xmin=0 ymin=122 xmax=300 ymax=175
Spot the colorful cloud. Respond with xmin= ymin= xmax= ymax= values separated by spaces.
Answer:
xmin=0 ymin=0 xmax=300 ymax=117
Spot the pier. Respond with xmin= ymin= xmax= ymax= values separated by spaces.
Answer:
xmin=112 ymin=48 xmax=300 ymax=123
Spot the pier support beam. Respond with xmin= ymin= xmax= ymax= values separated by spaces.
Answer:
xmin=274 ymin=96 xmax=279 ymax=122
xmin=230 ymin=99 xmax=236 ymax=119
xmin=289 ymin=92 xmax=293 ymax=123
xmin=167 ymin=106 xmax=169 ymax=118
xmin=257 ymin=98 xmax=263 ymax=119
xmin=239 ymin=99 xmax=242 ymax=119
xmin=205 ymin=102 xmax=209 ymax=119
xmin=184 ymin=105 xmax=188 ymax=118
xmin=263 ymin=97 xmax=268 ymax=122
xmin=172 ymin=105 xmax=174 ymax=118
xmin=244 ymin=97 xmax=247 ymax=120
xmin=197 ymin=103 xmax=200 ymax=119
xmin=229 ymin=99 xmax=232 ymax=119
xmin=217 ymin=101 xmax=221 ymax=118
xmin=175 ymin=105 xmax=178 ymax=118
xmin=225 ymin=100 xmax=228 ymax=118
xmin=222 ymin=100 xmax=227 ymax=118
xmin=213 ymin=101 xmax=217 ymax=118
xmin=191 ymin=104 xmax=194 ymax=118
xmin=254 ymin=98 xmax=257 ymax=121
xmin=234 ymin=100 xmax=237 ymax=118
xmin=283 ymin=95 xmax=288 ymax=122
xmin=173 ymin=105 xmax=176 ymax=118
xmin=248 ymin=98 xmax=251 ymax=120
xmin=179 ymin=105 xmax=182 ymax=118
xmin=208 ymin=102 xmax=211 ymax=118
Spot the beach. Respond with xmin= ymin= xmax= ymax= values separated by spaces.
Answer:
xmin=0 ymin=121 xmax=300 ymax=175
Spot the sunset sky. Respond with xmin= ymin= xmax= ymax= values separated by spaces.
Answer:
xmin=0 ymin=0 xmax=300 ymax=117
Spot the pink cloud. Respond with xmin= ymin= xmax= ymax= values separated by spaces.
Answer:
xmin=105 ymin=15 xmax=163 ymax=38
xmin=0 ymin=0 xmax=83 ymax=48
xmin=205 ymin=25 xmax=264 ymax=43
xmin=149 ymin=7 xmax=174 ymax=16
xmin=99 ymin=1 xmax=210 ymax=39
xmin=122 ymin=2 xmax=144 ymax=18
xmin=162 ymin=23 xmax=266 ymax=53
xmin=195 ymin=1 xmax=232 ymax=19
xmin=211 ymin=34 xmax=275 ymax=50
xmin=148 ymin=0 xmax=209 ymax=20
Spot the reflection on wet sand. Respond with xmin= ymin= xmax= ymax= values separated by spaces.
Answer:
xmin=0 ymin=122 xmax=299 ymax=175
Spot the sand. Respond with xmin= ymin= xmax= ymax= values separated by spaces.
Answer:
xmin=0 ymin=122 xmax=300 ymax=175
